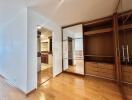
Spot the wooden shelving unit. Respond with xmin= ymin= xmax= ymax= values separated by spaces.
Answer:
xmin=84 ymin=27 xmax=113 ymax=36
xmin=119 ymin=24 xmax=132 ymax=30
xmin=83 ymin=17 xmax=116 ymax=80
xmin=118 ymin=11 xmax=132 ymax=84
xmin=84 ymin=55 xmax=114 ymax=58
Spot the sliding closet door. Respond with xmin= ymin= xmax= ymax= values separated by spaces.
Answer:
xmin=119 ymin=29 xmax=132 ymax=83
xmin=62 ymin=24 xmax=84 ymax=75
xmin=118 ymin=14 xmax=132 ymax=84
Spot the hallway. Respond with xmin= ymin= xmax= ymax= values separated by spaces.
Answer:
xmin=0 ymin=73 xmax=131 ymax=100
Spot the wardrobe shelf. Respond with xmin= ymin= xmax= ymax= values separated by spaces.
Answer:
xmin=119 ymin=24 xmax=132 ymax=30
xmin=84 ymin=27 xmax=113 ymax=36
xmin=84 ymin=55 xmax=114 ymax=58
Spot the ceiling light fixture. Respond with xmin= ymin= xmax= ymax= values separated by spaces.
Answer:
xmin=37 ymin=25 xmax=42 ymax=30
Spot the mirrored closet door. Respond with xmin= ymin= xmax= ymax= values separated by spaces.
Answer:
xmin=62 ymin=24 xmax=84 ymax=75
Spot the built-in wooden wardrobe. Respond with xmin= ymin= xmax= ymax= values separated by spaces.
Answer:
xmin=62 ymin=10 xmax=132 ymax=85
xmin=83 ymin=17 xmax=116 ymax=80
xmin=83 ymin=10 xmax=132 ymax=84
xmin=118 ymin=11 xmax=132 ymax=84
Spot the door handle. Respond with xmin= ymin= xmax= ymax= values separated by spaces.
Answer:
xmin=126 ymin=45 xmax=130 ymax=62
xmin=122 ymin=45 xmax=125 ymax=62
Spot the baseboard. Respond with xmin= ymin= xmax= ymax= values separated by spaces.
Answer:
xmin=0 ymin=74 xmax=26 ymax=95
xmin=85 ymin=74 xmax=116 ymax=82
xmin=55 ymin=72 xmax=62 ymax=77
xmin=63 ymin=71 xmax=85 ymax=77
xmin=26 ymin=89 xmax=36 ymax=96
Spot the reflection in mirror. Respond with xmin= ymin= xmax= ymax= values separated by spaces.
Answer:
xmin=63 ymin=24 xmax=84 ymax=75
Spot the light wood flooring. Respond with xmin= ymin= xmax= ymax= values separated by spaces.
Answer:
xmin=0 ymin=73 xmax=132 ymax=100
xmin=66 ymin=65 xmax=84 ymax=74
xmin=38 ymin=67 xmax=52 ymax=86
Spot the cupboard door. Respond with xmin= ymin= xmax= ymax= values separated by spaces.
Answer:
xmin=85 ymin=62 xmax=98 ymax=75
xmin=119 ymin=29 xmax=132 ymax=83
xmin=97 ymin=63 xmax=115 ymax=79
xmin=124 ymin=30 xmax=132 ymax=83
xmin=62 ymin=24 xmax=84 ymax=75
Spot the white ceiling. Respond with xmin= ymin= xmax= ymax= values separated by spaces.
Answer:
xmin=40 ymin=27 xmax=52 ymax=41
xmin=0 ymin=0 xmax=132 ymax=27
xmin=29 ymin=0 xmax=118 ymax=26
xmin=29 ymin=0 xmax=132 ymax=26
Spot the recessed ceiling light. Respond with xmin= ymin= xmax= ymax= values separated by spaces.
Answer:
xmin=37 ymin=25 xmax=42 ymax=30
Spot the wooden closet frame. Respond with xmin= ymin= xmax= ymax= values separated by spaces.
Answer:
xmin=62 ymin=10 xmax=132 ymax=82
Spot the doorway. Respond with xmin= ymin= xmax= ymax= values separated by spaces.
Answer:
xmin=37 ymin=27 xmax=53 ymax=86
xmin=68 ymin=37 xmax=73 ymax=66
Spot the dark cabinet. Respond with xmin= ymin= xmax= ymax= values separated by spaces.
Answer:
xmin=41 ymin=54 xmax=48 ymax=64
xmin=83 ymin=17 xmax=116 ymax=80
xmin=118 ymin=13 xmax=132 ymax=84
xmin=83 ymin=10 xmax=132 ymax=83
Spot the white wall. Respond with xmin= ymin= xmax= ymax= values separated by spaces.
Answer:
xmin=0 ymin=8 xmax=28 ymax=93
xmin=0 ymin=6 xmax=62 ymax=93
xmin=37 ymin=34 xmax=41 ymax=72
xmin=27 ymin=8 xmax=62 ymax=93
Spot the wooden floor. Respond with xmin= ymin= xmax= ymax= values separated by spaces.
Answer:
xmin=38 ymin=67 xmax=52 ymax=86
xmin=65 ymin=64 xmax=84 ymax=74
xmin=0 ymin=73 xmax=132 ymax=100
xmin=123 ymin=85 xmax=132 ymax=100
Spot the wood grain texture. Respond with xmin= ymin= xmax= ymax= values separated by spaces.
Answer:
xmin=0 ymin=73 xmax=130 ymax=100
xmin=85 ymin=62 xmax=115 ymax=79
xmin=38 ymin=67 xmax=52 ymax=86
xmin=119 ymin=24 xmax=132 ymax=30
xmin=84 ymin=28 xmax=113 ymax=36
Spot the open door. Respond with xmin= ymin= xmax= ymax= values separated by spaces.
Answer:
xmin=37 ymin=27 xmax=53 ymax=86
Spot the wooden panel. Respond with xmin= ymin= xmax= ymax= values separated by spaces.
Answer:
xmin=119 ymin=23 xmax=132 ymax=84
xmin=84 ymin=32 xmax=114 ymax=57
xmin=122 ymin=66 xmax=132 ymax=83
xmin=84 ymin=28 xmax=113 ymax=36
xmin=99 ymin=68 xmax=114 ymax=74
xmin=97 ymin=63 xmax=114 ymax=70
xmin=87 ymin=66 xmax=98 ymax=72
xmin=85 ymin=62 xmax=98 ymax=75
xmin=85 ymin=62 xmax=115 ymax=79
xmin=119 ymin=24 xmax=132 ymax=30
xmin=86 ymin=70 xmax=98 ymax=76
xmin=41 ymin=54 xmax=48 ymax=64
xmin=98 ymin=63 xmax=115 ymax=79
xmin=122 ymin=66 xmax=132 ymax=73
xmin=98 ymin=71 xmax=115 ymax=79
xmin=85 ymin=62 xmax=98 ymax=67
xmin=123 ymin=72 xmax=132 ymax=83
